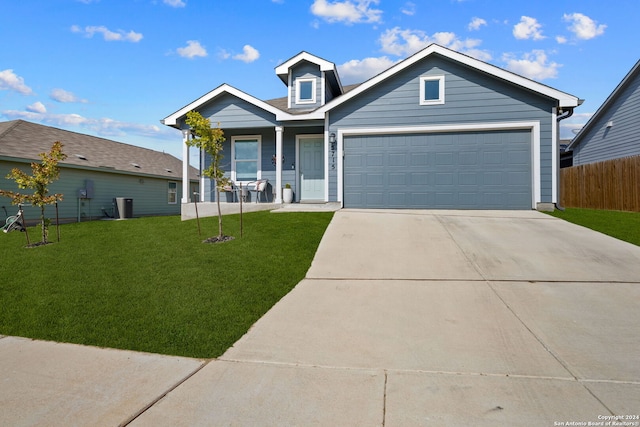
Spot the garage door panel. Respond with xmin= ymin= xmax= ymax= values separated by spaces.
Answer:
xmin=343 ymin=129 xmax=532 ymax=209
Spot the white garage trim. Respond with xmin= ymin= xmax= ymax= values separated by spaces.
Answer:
xmin=336 ymin=121 xmax=541 ymax=208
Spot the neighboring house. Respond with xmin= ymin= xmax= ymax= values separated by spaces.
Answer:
xmin=163 ymin=44 xmax=581 ymax=211
xmin=0 ymin=120 xmax=199 ymax=222
xmin=567 ymin=59 xmax=640 ymax=165
xmin=560 ymin=139 xmax=573 ymax=168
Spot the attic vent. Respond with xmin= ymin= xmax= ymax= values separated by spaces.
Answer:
xmin=131 ymin=163 xmax=141 ymax=168
xmin=165 ymin=168 xmax=173 ymax=173
xmin=75 ymin=154 xmax=87 ymax=160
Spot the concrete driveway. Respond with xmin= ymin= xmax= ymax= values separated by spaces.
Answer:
xmin=2 ymin=210 xmax=640 ymax=426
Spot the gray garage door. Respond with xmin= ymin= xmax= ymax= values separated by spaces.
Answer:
xmin=343 ymin=129 xmax=532 ymax=209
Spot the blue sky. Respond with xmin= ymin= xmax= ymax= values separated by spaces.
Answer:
xmin=1 ymin=0 xmax=638 ymax=164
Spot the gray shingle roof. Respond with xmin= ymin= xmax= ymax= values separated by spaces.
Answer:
xmin=0 ymin=120 xmax=198 ymax=180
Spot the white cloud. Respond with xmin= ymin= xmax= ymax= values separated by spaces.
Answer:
xmin=232 ymin=45 xmax=260 ymax=63
xmin=379 ymin=27 xmax=491 ymax=62
xmin=310 ymin=0 xmax=383 ymax=24
xmin=163 ymin=0 xmax=186 ymax=7
xmin=0 ymin=69 xmax=33 ymax=95
xmin=72 ymin=25 xmax=143 ymax=42
xmin=556 ymin=35 xmax=567 ymax=44
xmin=338 ymin=56 xmax=398 ymax=83
xmin=563 ymin=13 xmax=606 ymax=40
xmin=513 ymin=16 xmax=545 ymax=40
xmin=401 ymin=2 xmax=416 ymax=16
xmin=50 ymin=88 xmax=87 ymax=103
xmin=502 ymin=50 xmax=560 ymax=80
xmin=0 ymin=108 xmax=172 ymax=139
xmin=177 ymin=40 xmax=207 ymax=59
xmin=468 ymin=17 xmax=487 ymax=31
xmin=26 ymin=102 xmax=47 ymax=114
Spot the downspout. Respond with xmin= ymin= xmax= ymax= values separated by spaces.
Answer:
xmin=555 ymin=106 xmax=575 ymax=211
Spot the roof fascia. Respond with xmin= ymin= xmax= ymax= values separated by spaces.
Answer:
xmin=276 ymin=51 xmax=337 ymax=77
xmin=316 ymin=44 xmax=580 ymax=115
xmin=162 ymin=84 xmax=296 ymax=127
xmin=568 ymin=59 xmax=640 ymax=150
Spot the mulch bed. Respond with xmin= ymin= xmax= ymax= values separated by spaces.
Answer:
xmin=202 ymin=235 xmax=235 ymax=244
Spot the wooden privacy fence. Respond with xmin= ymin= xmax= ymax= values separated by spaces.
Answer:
xmin=560 ymin=155 xmax=640 ymax=212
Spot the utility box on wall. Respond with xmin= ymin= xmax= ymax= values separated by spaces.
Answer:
xmin=114 ymin=198 xmax=133 ymax=219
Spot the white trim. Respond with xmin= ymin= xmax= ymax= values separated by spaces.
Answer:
xmin=324 ymin=114 xmax=330 ymax=201
xmin=419 ymin=75 xmax=445 ymax=105
xmin=296 ymin=78 xmax=316 ymax=104
xmin=162 ymin=84 xmax=302 ymax=126
xmin=168 ymin=181 xmax=178 ymax=204
xmin=551 ymin=107 xmax=558 ymax=204
xmin=276 ymin=52 xmax=337 ymax=77
xmin=337 ymin=121 xmax=541 ymax=209
xmin=181 ymin=131 xmax=189 ymax=204
xmin=275 ymin=126 xmax=284 ymax=203
xmin=296 ymin=134 xmax=326 ymax=202
xmin=231 ymin=135 xmax=262 ymax=184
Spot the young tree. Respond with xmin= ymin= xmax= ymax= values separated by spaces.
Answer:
xmin=184 ymin=111 xmax=229 ymax=240
xmin=0 ymin=141 xmax=67 ymax=244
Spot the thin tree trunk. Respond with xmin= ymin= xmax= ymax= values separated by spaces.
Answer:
xmin=40 ymin=206 xmax=48 ymax=244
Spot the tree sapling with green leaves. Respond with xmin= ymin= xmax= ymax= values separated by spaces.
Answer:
xmin=184 ymin=111 xmax=231 ymax=241
xmin=0 ymin=141 xmax=67 ymax=245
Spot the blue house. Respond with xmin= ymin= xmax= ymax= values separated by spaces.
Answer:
xmin=162 ymin=44 xmax=580 ymax=211
xmin=567 ymin=59 xmax=640 ymax=165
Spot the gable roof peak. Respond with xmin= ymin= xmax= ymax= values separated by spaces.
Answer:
xmin=275 ymin=51 xmax=338 ymax=84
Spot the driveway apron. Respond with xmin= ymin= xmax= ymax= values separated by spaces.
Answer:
xmin=131 ymin=209 xmax=640 ymax=426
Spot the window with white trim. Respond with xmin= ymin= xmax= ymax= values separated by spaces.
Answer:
xmin=296 ymin=78 xmax=316 ymax=104
xmin=420 ymin=75 xmax=445 ymax=105
xmin=232 ymin=136 xmax=261 ymax=183
xmin=168 ymin=181 xmax=177 ymax=204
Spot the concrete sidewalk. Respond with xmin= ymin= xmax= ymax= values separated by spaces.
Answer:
xmin=2 ymin=210 xmax=640 ymax=426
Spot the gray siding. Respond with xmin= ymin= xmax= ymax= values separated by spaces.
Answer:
xmin=290 ymin=62 xmax=322 ymax=110
xmin=203 ymin=126 xmax=325 ymax=202
xmin=0 ymin=160 xmax=184 ymax=222
xmin=198 ymin=93 xmax=277 ymax=129
xmin=573 ymin=71 xmax=640 ymax=165
xmin=329 ymin=55 xmax=557 ymax=202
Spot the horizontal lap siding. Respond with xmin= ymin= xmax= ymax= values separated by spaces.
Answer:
xmin=290 ymin=62 xmax=322 ymax=110
xmin=0 ymin=161 xmax=182 ymax=221
xmin=573 ymin=73 xmax=640 ymax=165
xmin=198 ymin=93 xmax=277 ymax=129
xmin=330 ymin=54 xmax=555 ymax=202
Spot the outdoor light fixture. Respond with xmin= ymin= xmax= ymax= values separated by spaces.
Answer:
xmin=329 ymin=132 xmax=337 ymax=151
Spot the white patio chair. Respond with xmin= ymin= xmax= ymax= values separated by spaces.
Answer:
xmin=248 ymin=179 xmax=269 ymax=203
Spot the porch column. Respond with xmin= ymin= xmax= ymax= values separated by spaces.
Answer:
xmin=181 ymin=129 xmax=190 ymax=203
xmin=275 ymin=126 xmax=284 ymax=203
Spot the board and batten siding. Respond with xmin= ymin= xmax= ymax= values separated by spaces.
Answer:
xmin=0 ymin=160 xmax=183 ymax=222
xmin=572 ymin=71 xmax=640 ymax=166
xmin=329 ymin=55 xmax=557 ymax=202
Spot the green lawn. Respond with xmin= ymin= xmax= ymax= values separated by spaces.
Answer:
xmin=0 ymin=211 xmax=333 ymax=358
xmin=547 ymin=208 xmax=640 ymax=247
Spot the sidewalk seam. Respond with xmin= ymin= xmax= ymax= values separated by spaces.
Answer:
xmin=118 ymin=359 xmax=211 ymax=427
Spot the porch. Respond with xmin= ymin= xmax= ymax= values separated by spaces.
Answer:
xmin=180 ymin=201 xmax=341 ymax=221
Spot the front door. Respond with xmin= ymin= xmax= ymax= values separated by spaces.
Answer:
xmin=299 ymin=137 xmax=325 ymax=201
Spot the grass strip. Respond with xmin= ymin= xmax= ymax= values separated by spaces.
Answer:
xmin=0 ymin=211 xmax=333 ymax=358
xmin=546 ymin=208 xmax=640 ymax=247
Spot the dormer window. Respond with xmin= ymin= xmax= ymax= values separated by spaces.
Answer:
xmin=296 ymin=78 xmax=316 ymax=104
